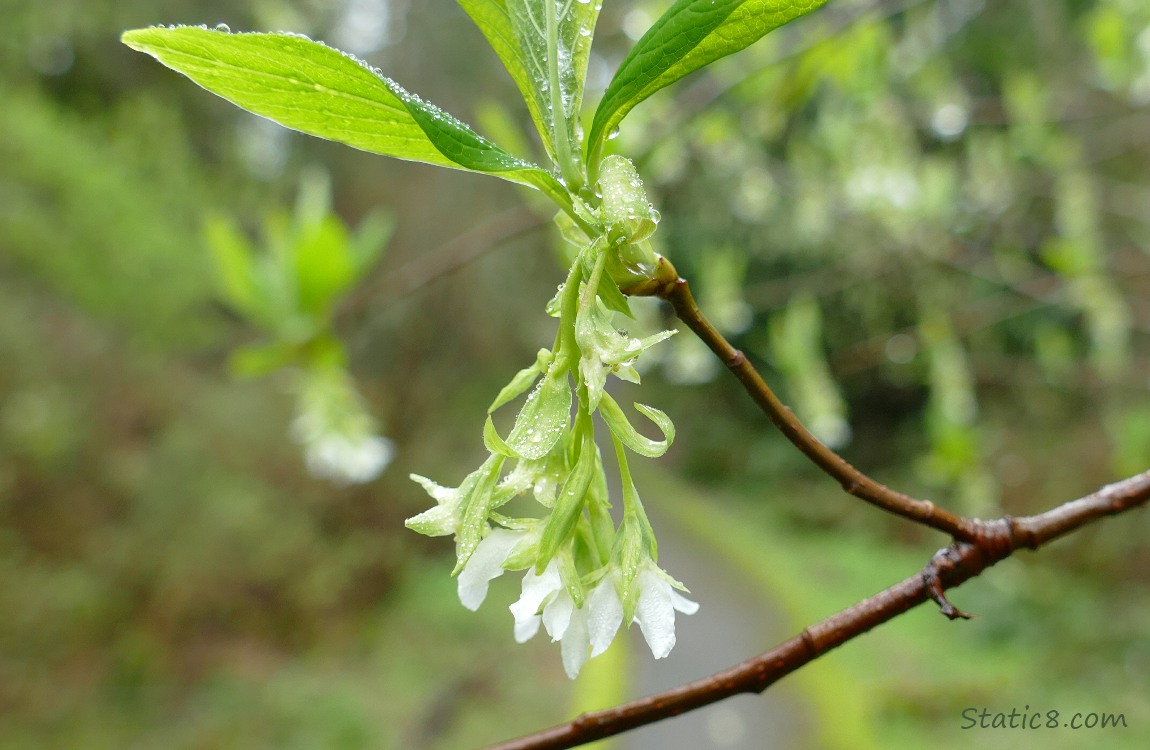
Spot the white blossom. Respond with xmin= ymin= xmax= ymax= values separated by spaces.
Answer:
xmin=632 ymin=562 xmax=699 ymax=659
xmin=301 ymin=433 xmax=393 ymax=484
xmin=509 ymin=562 xmax=625 ymax=678
xmin=575 ymin=297 xmax=675 ymax=411
xmin=510 ymin=564 xmax=626 ymax=678
xmin=456 ymin=528 xmax=527 ymax=611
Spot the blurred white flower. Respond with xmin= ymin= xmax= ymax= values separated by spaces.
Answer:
xmin=291 ymin=364 xmax=393 ymax=485
xmin=302 ymin=432 xmax=393 ymax=485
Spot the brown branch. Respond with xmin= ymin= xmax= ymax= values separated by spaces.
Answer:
xmin=485 ymin=470 xmax=1150 ymax=750
xmin=626 ymin=258 xmax=979 ymax=541
xmin=337 ymin=205 xmax=547 ymax=320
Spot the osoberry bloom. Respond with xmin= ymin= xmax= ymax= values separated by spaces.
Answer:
xmin=510 ymin=561 xmax=626 ymax=678
xmin=631 ymin=561 xmax=699 ymax=659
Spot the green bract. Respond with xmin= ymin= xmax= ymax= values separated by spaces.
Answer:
xmin=123 ymin=0 xmax=829 ymax=678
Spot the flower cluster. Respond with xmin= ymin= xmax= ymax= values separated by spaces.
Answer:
xmin=291 ymin=362 xmax=393 ymax=485
xmin=406 ymin=159 xmax=697 ymax=677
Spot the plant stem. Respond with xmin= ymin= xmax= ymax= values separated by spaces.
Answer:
xmin=485 ymin=469 xmax=1150 ymax=750
xmin=625 ymin=256 xmax=979 ymax=541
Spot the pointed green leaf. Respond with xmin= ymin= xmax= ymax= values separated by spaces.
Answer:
xmin=121 ymin=26 xmax=566 ymax=198
xmin=588 ymin=0 xmax=829 ymax=161
xmin=204 ymin=215 xmax=260 ymax=316
xmin=489 ymin=363 xmax=543 ymax=413
xmin=293 ymin=214 xmax=355 ymax=317
xmin=459 ymin=1 xmax=602 ymax=171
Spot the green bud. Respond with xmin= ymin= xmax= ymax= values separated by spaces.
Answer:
xmin=536 ymin=434 xmax=597 ymax=572
xmin=597 ymin=155 xmax=659 ymax=246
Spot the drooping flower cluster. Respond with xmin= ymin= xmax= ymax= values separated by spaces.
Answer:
xmin=406 ymin=158 xmax=697 ymax=678
xmin=291 ymin=362 xmax=393 ymax=485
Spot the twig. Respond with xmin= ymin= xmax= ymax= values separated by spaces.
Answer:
xmin=626 ymin=257 xmax=979 ymax=541
xmin=485 ymin=469 xmax=1150 ymax=750
xmin=337 ymin=205 xmax=547 ymax=320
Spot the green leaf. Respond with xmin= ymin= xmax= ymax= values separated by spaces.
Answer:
xmin=121 ymin=26 xmax=566 ymax=199
xmin=458 ymin=1 xmax=602 ymax=175
xmin=293 ymin=214 xmax=355 ymax=317
xmin=483 ymin=416 xmax=519 ymax=458
xmin=349 ymin=209 xmax=394 ymax=274
xmin=489 ymin=363 xmax=543 ymax=413
xmin=204 ymin=215 xmax=260 ymax=317
xmin=588 ymin=0 xmax=828 ymax=162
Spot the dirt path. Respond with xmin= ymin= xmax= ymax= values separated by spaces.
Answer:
xmin=619 ymin=499 xmax=813 ymax=750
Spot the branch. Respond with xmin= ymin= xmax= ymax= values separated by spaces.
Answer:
xmin=486 ymin=470 xmax=1150 ymax=750
xmin=626 ymin=258 xmax=979 ymax=541
xmin=337 ymin=205 xmax=547 ymax=320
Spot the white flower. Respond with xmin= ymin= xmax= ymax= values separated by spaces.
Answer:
xmin=500 ymin=456 xmax=563 ymax=507
xmin=291 ymin=364 xmax=393 ymax=484
xmin=302 ymin=433 xmax=393 ymax=484
xmin=575 ymin=297 xmax=675 ymax=411
xmin=456 ymin=528 xmax=527 ymax=611
xmin=632 ymin=562 xmax=699 ymax=659
xmin=510 ymin=562 xmax=624 ymax=679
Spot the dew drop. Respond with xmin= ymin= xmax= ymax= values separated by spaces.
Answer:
xmin=607 ymin=126 xmax=621 ymax=141
xmin=214 ymin=22 xmax=231 ymax=32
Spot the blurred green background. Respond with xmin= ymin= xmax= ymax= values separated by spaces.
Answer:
xmin=2 ymin=1 xmax=1149 ymax=748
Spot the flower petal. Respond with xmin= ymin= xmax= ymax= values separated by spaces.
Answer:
xmin=510 ymin=561 xmax=563 ymax=641
xmin=456 ymin=528 xmax=522 ymax=611
xmin=560 ymin=608 xmax=591 ymax=679
xmin=542 ymin=590 xmax=575 ymax=641
xmin=586 ymin=578 xmax=624 ymax=658
xmin=670 ymin=588 xmax=699 ymax=615
xmin=633 ymin=571 xmax=676 ymax=658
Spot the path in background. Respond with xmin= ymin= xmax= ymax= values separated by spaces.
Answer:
xmin=619 ymin=490 xmax=813 ymax=750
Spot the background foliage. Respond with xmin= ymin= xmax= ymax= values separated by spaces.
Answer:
xmin=1 ymin=1 xmax=1148 ymax=748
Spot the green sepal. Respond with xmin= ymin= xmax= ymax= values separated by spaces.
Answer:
xmin=453 ymin=454 xmax=507 ymax=574
xmin=598 ymin=394 xmax=676 ymax=458
xmin=613 ymin=513 xmax=647 ymax=624
xmin=556 ymin=545 xmax=586 ymax=609
xmin=501 ymin=528 xmax=540 ymax=571
xmin=535 ymin=435 xmax=597 ymax=573
xmin=506 ymin=366 xmax=572 ymax=460
xmin=483 ymin=416 xmax=519 ymax=458
xmin=488 ymin=349 xmax=552 ymax=413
